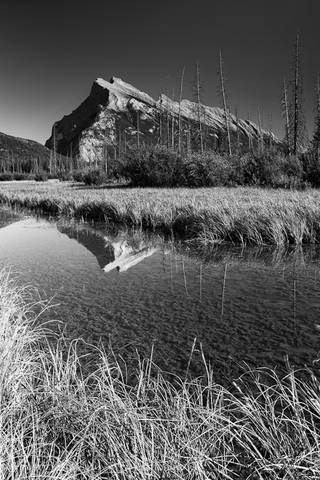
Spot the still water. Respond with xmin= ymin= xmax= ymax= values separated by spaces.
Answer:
xmin=0 ymin=206 xmax=320 ymax=381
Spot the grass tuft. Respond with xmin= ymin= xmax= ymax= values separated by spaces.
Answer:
xmin=0 ymin=271 xmax=320 ymax=478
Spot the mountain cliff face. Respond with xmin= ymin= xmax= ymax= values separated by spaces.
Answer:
xmin=46 ymin=76 xmax=278 ymax=162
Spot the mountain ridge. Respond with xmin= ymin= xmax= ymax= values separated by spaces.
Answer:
xmin=45 ymin=76 xmax=279 ymax=163
xmin=0 ymin=130 xmax=51 ymax=171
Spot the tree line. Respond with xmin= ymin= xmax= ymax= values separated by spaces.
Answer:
xmin=1 ymin=32 xmax=320 ymax=183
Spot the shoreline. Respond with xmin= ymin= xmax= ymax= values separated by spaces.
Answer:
xmin=0 ymin=181 xmax=320 ymax=245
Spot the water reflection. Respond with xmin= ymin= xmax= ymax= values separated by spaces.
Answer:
xmin=58 ymin=223 xmax=161 ymax=272
xmin=1 ymin=207 xmax=320 ymax=382
xmin=0 ymin=206 xmax=22 ymax=229
xmin=58 ymin=219 xmax=320 ymax=272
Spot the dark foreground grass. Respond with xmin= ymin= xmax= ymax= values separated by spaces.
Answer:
xmin=1 ymin=181 xmax=320 ymax=245
xmin=1 ymin=270 xmax=320 ymax=479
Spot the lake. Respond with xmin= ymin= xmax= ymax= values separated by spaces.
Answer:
xmin=1 ymin=206 xmax=320 ymax=382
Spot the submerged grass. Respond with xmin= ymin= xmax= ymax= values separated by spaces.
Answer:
xmin=1 ymin=181 xmax=320 ymax=245
xmin=1 ymin=270 xmax=320 ymax=478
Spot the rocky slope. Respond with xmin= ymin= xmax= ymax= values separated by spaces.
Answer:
xmin=46 ymin=76 xmax=278 ymax=162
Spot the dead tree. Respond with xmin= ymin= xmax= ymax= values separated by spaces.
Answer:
xmin=158 ymin=96 xmax=163 ymax=145
xmin=194 ymin=63 xmax=204 ymax=153
xmin=178 ymin=66 xmax=185 ymax=153
xmin=247 ymin=112 xmax=253 ymax=151
xmin=171 ymin=88 xmax=175 ymax=150
xmin=53 ymin=125 xmax=57 ymax=174
xmin=290 ymin=32 xmax=307 ymax=155
xmin=293 ymin=33 xmax=300 ymax=154
xmin=165 ymin=92 xmax=170 ymax=148
xmin=69 ymin=143 xmax=73 ymax=173
xmin=235 ymin=108 xmax=241 ymax=154
xmin=49 ymin=150 xmax=52 ymax=175
xmin=282 ymin=77 xmax=291 ymax=153
xmin=219 ymin=50 xmax=232 ymax=155
xmin=137 ymin=110 xmax=140 ymax=148
xmin=258 ymin=108 xmax=264 ymax=154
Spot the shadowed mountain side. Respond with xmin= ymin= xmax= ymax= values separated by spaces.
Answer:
xmin=57 ymin=225 xmax=115 ymax=268
xmin=0 ymin=131 xmax=52 ymax=170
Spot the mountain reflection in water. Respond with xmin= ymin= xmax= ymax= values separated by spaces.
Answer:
xmin=58 ymin=223 xmax=162 ymax=273
xmin=1 ymin=208 xmax=320 ymax=381
xmin=57 ymin=219 xmax=320 ymax=273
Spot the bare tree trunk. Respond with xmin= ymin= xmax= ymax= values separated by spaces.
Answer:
xmin=258 ymin=108 xmax=264 ymax=154
xmin=196 ymin=63 xmax=204 ymax=153
xmin=171 ymin=89 xmax=175 ymax=149
xmin=293 ymin=33 xmax=300 ymax=155
xmin=159 ymin=97 xmax=163 ymax=145
xmin=69 ymin=143 xmax=73 ymax=173
xmin=247 ymin=112 xmax=253 ymax=151
xmin=53 ymin=125 xmax=57 ymax=175
xmin=11 ymin=151 xmax=15 ymax=173
xmin=219 ymin=50 xmax=232 ymax=155
xmin=166 ymin=95 xmax=170 ymax=148
xmin=283 ymin=77 xmax=291 ymax=154
xmin=49 ymin=150 xmax=52 ymax=175
xmin=235 ymin=107 xmax=240 ymax=154
xmin=105 ymin=144 xmax=108 ymax=176
xmin=118 ymin=127 xmax=122 ymax=161
xmin=137 ymin=110 xmax=140 ymax=148
xmin=187 ymin=119 xmax=191 ymax=155
xmin=178 ymin=66 xmax=185 ymax=153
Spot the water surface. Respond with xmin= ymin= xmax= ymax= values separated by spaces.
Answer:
xmin=1 ymin=206 xmax=320 ymax=381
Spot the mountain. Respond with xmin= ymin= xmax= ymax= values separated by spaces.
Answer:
xmin=0 ymin=131 xmax=51 ymax=170
xmin=46 ymin=76 xmax=278 ymax=162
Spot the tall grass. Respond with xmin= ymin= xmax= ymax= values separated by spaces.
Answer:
xmin=2 ymin=181 xmax=320 ymax=245
xmin=1 ymin=271 xmax=320 ymax=478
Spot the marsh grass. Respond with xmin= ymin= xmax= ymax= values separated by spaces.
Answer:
xmin=2 ymin=182 xmax=320 ymax=246
xmin=1 ymin=271 xmax=320 ymax=479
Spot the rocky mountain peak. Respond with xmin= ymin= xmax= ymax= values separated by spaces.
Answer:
xmin=45 ymin=75 xmax=278 ymax=162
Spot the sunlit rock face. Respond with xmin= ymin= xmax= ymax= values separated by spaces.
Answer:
xmin=46 ymin=76 xmax=278 ymax=162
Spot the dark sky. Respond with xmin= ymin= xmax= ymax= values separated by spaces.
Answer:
xmin=0 ymin=0 xmax=319 ymax=143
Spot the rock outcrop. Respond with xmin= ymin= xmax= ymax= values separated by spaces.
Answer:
xmin=46 ymin=76 xmax=278 ymax=162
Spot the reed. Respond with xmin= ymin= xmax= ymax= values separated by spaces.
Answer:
xmin=1 ymin=270 xmax=320 ymax=478
xmin=2 ymin=181 xmax=320 ymax=246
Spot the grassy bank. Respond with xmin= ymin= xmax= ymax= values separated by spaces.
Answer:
xmin=1 ymin=271 xmax=320 ymax=479
xmin=1 ymin=181 xmax=320 ymax=245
